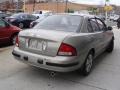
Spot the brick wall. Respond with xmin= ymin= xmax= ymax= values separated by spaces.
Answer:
xmin=25 ymin=2 xmax=96 ymax=13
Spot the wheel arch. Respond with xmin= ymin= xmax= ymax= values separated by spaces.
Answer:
xmin=89 ymin=48 xmax=95 ymax=57
xmin=11 ymin=32 xmax=19 ymax=37
xmin=10 ymin=32 xmax=19 ymax=41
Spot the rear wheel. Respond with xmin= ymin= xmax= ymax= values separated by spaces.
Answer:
xmin=80 ymin=51 xmax=94 ymax=76
xmin=106 ymin=39 xmax=114 ymax=53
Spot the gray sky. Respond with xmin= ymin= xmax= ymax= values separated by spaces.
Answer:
xmin=0 ymin=0 xmax=119 ymax=5
xmin=72 ymin=0 xmax=120 ymax=5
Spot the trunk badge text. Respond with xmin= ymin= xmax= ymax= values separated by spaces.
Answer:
xmin=42 ymin=41 xmax=47 ymax=51
xmin=26 ymin=38 xmax=47 ymax=51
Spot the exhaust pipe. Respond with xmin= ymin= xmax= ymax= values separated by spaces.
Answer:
xmin=50 ymin=71 xmax=56 ymax=77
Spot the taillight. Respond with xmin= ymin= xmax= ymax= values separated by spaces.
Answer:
xmin=16 ymin=36 xmax=19 ymax=47
xmin=30 ymin=22 xmax=38 ymax=28
xmin=57 ymin=43 xmax=77 ymax=56
xmin=30 ymin=22 xmax=33 ymax=28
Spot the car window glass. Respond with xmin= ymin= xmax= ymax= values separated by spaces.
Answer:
xmin=61 ymin=17 xmax=69 ymax=25
xmin=34 ymin=15 xmax=82 ymax=32
xmin=28 ymin=15 xmax=36 ymax=20
xmin=96 ymin=19 xmax=106 ymax=31
xmin=90 ymin=19 xmax=100 ymax=32
xmin=21 ymin=15 xmax=27 ymax=19
xmin=10 ymin=14 xmax=20 ymax=18
xmin=87 ymin=21 xmax=94 ymax=33
xmin=31 ymin=15 xmax=37 ymax=20
xmin=0 ymin=20 xmax=6 ymax=27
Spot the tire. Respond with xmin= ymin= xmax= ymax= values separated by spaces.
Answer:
xmin=80 ymin=51 xmax=94 ymax=76
xmin=106 ymin=39 xmax=114 ymax=53
xmin=11 ymin=35 xmax=17 ymax=45
xmin=19 ymin=23 xmax=24 ymax=29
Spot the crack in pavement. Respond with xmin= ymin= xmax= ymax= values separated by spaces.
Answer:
xmin=58 ymin=77 xmax=107 ymax=90
xmin=0 ymin=67 xmax=28 ymax=81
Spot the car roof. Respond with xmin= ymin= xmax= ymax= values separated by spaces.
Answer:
xmin=34 ymin=10 xmax=51 ymax=12
xmin=54 ymin=13 xmax=99 ymax=19
xmin=13 ymin=13 xmax=29 ymax=15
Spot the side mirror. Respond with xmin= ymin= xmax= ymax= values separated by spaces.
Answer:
xmin=107 ymin=26 xmax=112 ymax=31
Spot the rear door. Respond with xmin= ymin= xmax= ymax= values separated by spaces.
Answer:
xmin=88 ymin=18 xmax=105 ymax=54
xmin=96 ymin=18 xmax=113 ymax=48
xmin=0 ymin=20 xmax=10 ymax=44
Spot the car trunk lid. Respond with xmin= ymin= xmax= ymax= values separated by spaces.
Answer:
xmin=18 ymin=29 xmax=74 ymax=57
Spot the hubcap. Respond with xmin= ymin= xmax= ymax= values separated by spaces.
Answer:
xmin=19 ymin=23 xmax=23 ymax=29
xmin=86 ymin=54 xmax=93 ymax=73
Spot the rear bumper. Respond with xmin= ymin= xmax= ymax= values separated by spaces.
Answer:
xmin=12 ymin=47 xmax=81 ymax=72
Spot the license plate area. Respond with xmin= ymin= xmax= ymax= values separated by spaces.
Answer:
xmin=28 ymin=39 xmax=42 ymax=51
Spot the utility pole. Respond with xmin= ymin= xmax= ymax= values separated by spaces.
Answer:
xmin=23 ymin=0 xmax=26 ymax=12
xmin=33 ymin=0 xmax=35 ymax=12
xmin=65 ymin=0 xmax=68 ymax=12
xmin=11 ymin=0 xmax=14 ymax=9
xmin=56 ymin=0 xmax=58 ymax=13
xmin=105 ymin=0 xmax=110 ymax=20
xmin=16 ymin=0 xmax=19 ymax=11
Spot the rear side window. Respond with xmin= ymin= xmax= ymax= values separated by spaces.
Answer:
xmin=90 ymin=20 xmax=100 ymax=32
xmin=96 ymin=19 xmax=106 ymax=31
xmin=87 ymin=21 xmax=94 ymax=33
xmin=85 ymin=18 xmax=107 ymax=33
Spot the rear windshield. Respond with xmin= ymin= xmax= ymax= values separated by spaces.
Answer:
xmin=10 ymin=13 xmax=27 ymax=18
xmin=10 ymin=14 xmax=20 ymax=18
xmin=34 ymin=15 xmax=82 ymax=32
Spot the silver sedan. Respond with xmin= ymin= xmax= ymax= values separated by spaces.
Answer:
xmin=12 ymin=14 xmax=114 ymax=76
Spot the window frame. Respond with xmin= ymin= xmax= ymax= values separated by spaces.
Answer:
xmin=88 ymin=17 xmax=107 ymax=33
xmin=96 ymin=18 xmax=107 ymax=32
xmin=87 ymin=20 xmax=93 ymax=33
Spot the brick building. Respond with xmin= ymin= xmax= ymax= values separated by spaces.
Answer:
xmin=0 ymin=0 xmax=23 ymax=11
xmin=1 ymin=0 xmax=119 ymax=14
xmin=25 ymin=2 xmax=96 ymax=13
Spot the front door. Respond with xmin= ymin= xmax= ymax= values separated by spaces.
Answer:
xmin=89 ymin=18 xmax=105 ymax=55
xmin=0 ymin=20 xmax=10 ymax=44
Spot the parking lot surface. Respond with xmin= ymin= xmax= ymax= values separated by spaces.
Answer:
xmin=0 ymin=27 xmax=120 ymax=90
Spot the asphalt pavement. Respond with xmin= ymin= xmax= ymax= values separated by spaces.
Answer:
xmin=0 ymin=27 xmax=120 ymax=90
